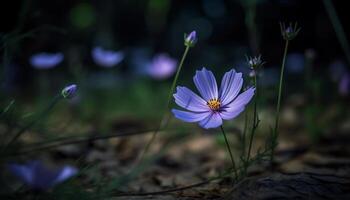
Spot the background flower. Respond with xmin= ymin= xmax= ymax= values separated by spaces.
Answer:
xmin=91 ymin=46 xmax=124 ymax=68
xmin=30 ymin=52 xmax=64 ymax=69
xmin=147 ymin=53 xmax=177 ymax=80
xmin=8 ymin=160 xmax=77 ymax=190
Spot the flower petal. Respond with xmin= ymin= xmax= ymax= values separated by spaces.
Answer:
xmin=8 ymin=164 xmax=35 ymax=185
xmin=193 ymin=68 xmax=218 ymax=101
xmin=174 ymin=86 xmax=209 ymax=112
xmin=199 ymin=112 xmax=223 ymax=129
xmin=220 ymin=87 xmax=255 ymax=120
xmin=219 ymin=69 xmax=243 ymax=106
xmin=53 ymin=166 xmax=78 ymax=185
xmin=172 ymin=109 xmax=210 ymax=122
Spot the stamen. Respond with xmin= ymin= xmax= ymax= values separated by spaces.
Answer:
xmin=207 ymin=99 xmax=221 ymax=111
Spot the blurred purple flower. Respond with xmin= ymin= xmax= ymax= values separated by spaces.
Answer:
xmin=8 ymin=160 xmax=77 ymax=190
xmin=147 ymin=53 xmax=177 ymax=80
xmin=286 ymin=53 xmax=305 ymax=74
xmin=172 ymin=68 xmax=255 ymax=129
xmin=339 ymin=73 xmax=350 ymax=96
xmin=30 ymin=52 xmax=64 ymax=69
xmin=92 ymin=47 xmax=124 ymax=68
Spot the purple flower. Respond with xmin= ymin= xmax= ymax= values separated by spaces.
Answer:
xmin=61 ymin=84 xmax=77 ymax=99
xmin=30 ymin=52 xmax=64 ymax=69
xmin=339 ymin=73 xmax=350 ymax=96
xmin=92 ymin=47 xmax=124 ymax=68
xmin=172 ymin=68 xmax=255 ymax=129
xmin=147 ymin=53 xmax=177 ymax=80
xmin=8 ymin=160 xmax=77 ymax=190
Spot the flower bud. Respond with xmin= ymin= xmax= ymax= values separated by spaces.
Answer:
xmin=184 ymin=31 xmax=197 ymax=47
xmin=61 ymin=84 xmax=77 ymax=99
xmin=280 ymin=22 xmax=300 ymax=41
xmin=246 ymin=55 xmax=264 ymax=70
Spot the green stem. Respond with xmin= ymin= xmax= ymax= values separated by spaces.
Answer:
xmin=166 ymin=46 xmax=190 ymax=108
xmin=220 ymin=125 xmax=238 ymax=180
xmin=137 ymin=45 xmax=191 ymax=162
xmin=246 ymin=74 xmax=258 ymax=162
xmin=322 ymin=0 xmax=350 ymax=65
xmin=2 ymin=94 xmax=62 ymax=151
xmin=271 ymin=39 xmax=289 ymax=162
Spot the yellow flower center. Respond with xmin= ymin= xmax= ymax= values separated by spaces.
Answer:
xmin=207 ymin=99 xmax=221 ymax=111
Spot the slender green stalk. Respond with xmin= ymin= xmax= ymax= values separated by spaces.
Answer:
xmin=246 ymin=74 xmax=259 ymax=162
xmin=166 ymin=46 xmax=190 ymax=108
xmin=322 ymin=0 xmax=350 ymax=65
xmin=220 ymin=125 xmax=238 ymax=180
xmin=137 ymin=46 xmax=191 ymax=162
xmin=2 ymin=94 xmax=62 ymax=151
xmin=271 ymin=39 xmax=289 ymax=162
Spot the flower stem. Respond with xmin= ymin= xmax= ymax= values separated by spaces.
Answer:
xmin=137 ymin=45 xmax=191 ymax=162
xmin=246 ymin=74 xmax=259 ymax=162
xmin=220 ymin=125 xmax=238 ymax=180
xmin=2 ymin=94 xmax=62 ymax=152
xmin=271 ymin=39 xmax=289 ymax=162
xmin=166 ymin=46 xmax=190 ymax=108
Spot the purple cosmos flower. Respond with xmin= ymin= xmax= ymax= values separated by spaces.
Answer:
xmin=91 ymin=46 xmax=124 ymax=68
xmin=30 ymin=52 xmax=64 ymax=69
xmin=339 ymin=73 xmax=350 ymax=96
xmin=61 ymin=84 xmax=77 ymax=99
xmin=8 ymin=160 xmax=77 ymax=190
xmin=147 ymin=53 xmax=177 ymax=80
xmin=172 ymin=68 xmax=255 ymax=129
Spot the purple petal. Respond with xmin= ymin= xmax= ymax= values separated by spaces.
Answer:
xmin=199 ymin=112 xmax=223 ymax=129
xmin=174 ymin=86 xmax=209 ymax=112
xmin=30 ymin=53 xmax=63 ymax=69
xmin=220 ymin=87 xmax=255 ymax=120
xmin=147 ymin=53 xmax=177 ymax=80
xmin=219 ymin=69 xmax=243 ymax=106
xmin=8 ymin=161 xmax=77 ymax=190
xmin=92 ymin=47 xmax=124 ymax=68
xmin=8 ymin=163 xmax=36 ymax=185
xmin=172 ymin=109 xmax=210 ymax=122
xmin=193 ymin=68 xmax=218 ymax=101
xmin=53 ymin=166 xmax=77 ymax=185
xmin=220 ymin=106 xmax=245 ymax=120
